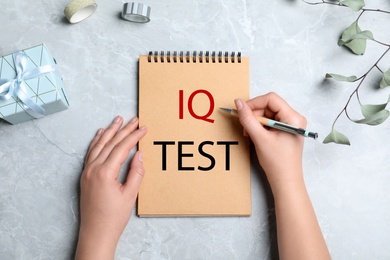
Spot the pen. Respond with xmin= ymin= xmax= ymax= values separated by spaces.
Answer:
xmin=219 ymin=107 xmax=318 ymax=139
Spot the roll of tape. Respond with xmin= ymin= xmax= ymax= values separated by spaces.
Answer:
xmin=121 ymin=2 xmax=151 ymax=23
xmin=64 ymin=0 xmax=98 ymax=24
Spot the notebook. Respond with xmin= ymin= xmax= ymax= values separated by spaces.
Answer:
xmin=138 ymin=51 xmax=251 ymax=217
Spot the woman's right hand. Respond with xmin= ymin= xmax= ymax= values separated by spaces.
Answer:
xmin=236 ymin=93 xmax=331 ymax=260
xmin=234 ymin=92 xmax=307 ymax=193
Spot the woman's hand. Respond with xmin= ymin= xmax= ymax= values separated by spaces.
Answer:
xmin=75 ymin=116 xmax=147 ymax=260
xmin=235 ymin=92 xmax=307 ymax=192
xmin=235 ymin=93 xmax=330 ymax=260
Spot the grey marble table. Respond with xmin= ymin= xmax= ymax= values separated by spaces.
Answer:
xmin=1 ymin=0 xmax=390 ymax=259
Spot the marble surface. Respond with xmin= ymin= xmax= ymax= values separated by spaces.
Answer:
xmin=1 ymin=0 xmax=390 ymax=259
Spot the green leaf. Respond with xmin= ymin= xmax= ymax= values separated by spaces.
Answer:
xmin=380 ymin=68 xmax=390 ymax=88
xmin=360 ymin=95 xmax=390 ymax=117
xmin=325 ymin=73 xmax=357 ymax=82
xmin=352 ymin=109 xmax=390 ymax=125
xmin=338 ymin=21 xmax=361 ymax=44
xmin=340 ymin=0 xmax=365 ymax=11
xmin=323 ymin=129 xmax=351 ymax=145
xmin=338 ymin=21 xmax=371 ymax=55
xmin=361 ymin=104 xmax=387 ymax=117
xmin=344 ymin=39 xmax=366 ymax=55
xmin=350 ymin=30 xmax=373 ymax=40
xmin=338 ymin=30 xmax=374 ymax=44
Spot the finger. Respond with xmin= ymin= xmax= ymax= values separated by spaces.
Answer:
xmin=112 ymin=117 xmax=139 ymax=143
xmin=87 ymin=116 xmax=124 ymax=162
xmin=104 ymin=126 xmax=147 ymax=175
xmin=235 ymin=98 xmax=267 ymax=144
xmin=247 ymin=92 xmax=306 ymax=127
xmin=246 ymin=92 xmax=287 ymax=118
xmin=95 ymin=117 xmax=140 ymax=162
xmin=85 ymin=128 xmax=105 ymax=164
xmin=122 ymin=151 xmax=145 ymax=202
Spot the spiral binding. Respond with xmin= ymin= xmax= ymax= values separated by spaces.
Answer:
xmin=147 ymin=51 xmax=242 ymax=63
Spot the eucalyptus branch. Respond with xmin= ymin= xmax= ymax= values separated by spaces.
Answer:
xmin=303 ymin=0 xmax=390 ymax=145
xmin=330 ymin=45 xmax=390 ymax=132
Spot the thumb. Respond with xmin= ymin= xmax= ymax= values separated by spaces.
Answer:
xmin=235 ymin=98 xmax=266 ymax=143
xmin=123 ymin=151 xmax=145 ymax=201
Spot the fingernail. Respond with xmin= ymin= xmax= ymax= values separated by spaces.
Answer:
xmin=97 ymin=128 xmax=104 ymax=136
xmin=113 ymin=116 xmax=122 ymax=124
xmin=235 ymin=98 xmax=243 ymax=110
xmin=138 ymin=151 xmax=143 ymax=162
xmin=130 ymin=116 xmax=138 ymax=123
xmin=139 ymin=126 xmax=147 ymax=131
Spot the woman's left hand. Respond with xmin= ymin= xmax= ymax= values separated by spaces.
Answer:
xmin=75 ymin=116 xmax=147 ymax=260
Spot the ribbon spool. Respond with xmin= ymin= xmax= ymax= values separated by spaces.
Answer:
xmin=64 ymin=0 xmax=98 ymax=24
xmin=121 ymin=2 xmax=151 ymax=23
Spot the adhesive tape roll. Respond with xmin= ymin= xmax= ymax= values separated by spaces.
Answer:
xmin=121 ymin=2 xmax=151 ymax=23
xmin=64 ymin=0 xmax=98 ymax=24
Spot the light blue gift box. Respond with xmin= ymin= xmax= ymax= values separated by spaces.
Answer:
xmin=0 ymin=44 xmax=69 ymax=124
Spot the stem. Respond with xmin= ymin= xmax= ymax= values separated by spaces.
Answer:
xmin=362 ymin=8 xmax=390 ymax=15
xmin=302 ymin=1 xmax=390 ymax=15
xmin=343 ymin=78 xmax=365 ymax=121
xmin=372 ymin=39 xmax=390 ymax=47
xmin=356 ymin=10 xmax=390 ymax=47
xmin=302 ymin=0 xmax=343 ymax=6
xmin=356 ymin=9 xmax=365 ymax=22
xmin=376 ymin=65 xmax=384 ymax=73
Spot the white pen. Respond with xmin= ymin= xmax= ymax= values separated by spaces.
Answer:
xmin=219 ymin=107 xmax=318 ymax=139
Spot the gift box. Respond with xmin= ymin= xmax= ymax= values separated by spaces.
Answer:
xmin=0 ymin=44 xmax=69 ymax=124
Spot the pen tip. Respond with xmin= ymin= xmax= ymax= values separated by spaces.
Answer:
xmin=219 ymin=107 xmax=231 ymax=113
